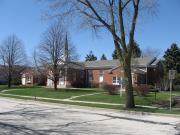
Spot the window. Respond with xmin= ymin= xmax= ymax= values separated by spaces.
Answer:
xmin=99 ymin=70 xmax=104 ymax=83
xmin=28 ymin=76 xmax=31 ymax=82
xmin=27 ymin=76 xmax=32 ymax=83
xmin=112 ymin=76 xmax=121 ymax=85
xmin=88 ymin=70 xmax=93 ymax=81
xmin=112 ymin=77 xmax=116 ymax=84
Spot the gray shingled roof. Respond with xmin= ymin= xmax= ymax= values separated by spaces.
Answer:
xmin=65 ymin=62 xmax=85 ymax=70
xmin=83 ymin=57 xmax=157 ymax=69
xmin=84 ymin=60 xmax=120 ymax=69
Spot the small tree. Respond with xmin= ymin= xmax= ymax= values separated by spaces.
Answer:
xmin=0 ymin=35 xmax=27 ymax=88
xmin=100 ymin=54 xmax=107 ymax=60
xmin=35 ymin=22 xmax=78 ymax=90
xmin=164 ymin=43 xmax=180 ymax=73
xmin=41 ymin=23 xmax=64 ymax=90
xmin=85 ymin=51 xmax=97 ymax=61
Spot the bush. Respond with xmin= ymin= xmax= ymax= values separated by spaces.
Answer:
xmin=134 ymin=85 xmax=150 ymax=96
xmin=71 ymin=81 xmax=85 ymax=88
xmin=102 ymin=83 xmax=119 ymax=95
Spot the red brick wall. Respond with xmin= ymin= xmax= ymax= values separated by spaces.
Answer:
xmin=90 ymin=67 xmax=124 ymax=85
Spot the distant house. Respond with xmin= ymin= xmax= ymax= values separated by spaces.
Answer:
xmin=21 ymin=68 xmax=47 ymax=86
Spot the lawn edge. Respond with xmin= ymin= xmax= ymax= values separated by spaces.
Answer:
xmin=0 ymin=93 xmax=180 ymax=118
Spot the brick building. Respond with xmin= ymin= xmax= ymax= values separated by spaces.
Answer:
xmin=21 ymin=57 xmax=163 ymax=88
xmin=21 ymin=68 xmax=47 ymax=86
xmin=83 ymin=57 xmax=163 ymax=89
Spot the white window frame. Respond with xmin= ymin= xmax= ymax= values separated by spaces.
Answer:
xmin=99 ymin=70 xmax=104 ymax=83
xmin=112 ymin=76 xmax=121 ymax=85
xmin=27 ymin=76 xmax=31 ymax=83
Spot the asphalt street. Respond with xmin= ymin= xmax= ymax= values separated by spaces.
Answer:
xmin=0 ymin=97 xmax=179 ymax=135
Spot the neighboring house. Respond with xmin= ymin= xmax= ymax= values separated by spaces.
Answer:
xmin=21 ymin=68 xmax=34 ymax=86
xmin=21 ymin=68 xmax=47 ymax=86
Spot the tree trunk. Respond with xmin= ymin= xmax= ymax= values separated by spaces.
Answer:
xmin=53 ymin=65 xmax=58 ymax=90
xmin=54 ymin=76 xmax=58 ymax=90
xmin=123 ymin=59 xmax=135 ymax=108
xmin=8 ymin=69 xmax=12 ymax=88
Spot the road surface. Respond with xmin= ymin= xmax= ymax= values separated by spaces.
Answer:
xmin=0 ymin=97 xmax=179 ymax=135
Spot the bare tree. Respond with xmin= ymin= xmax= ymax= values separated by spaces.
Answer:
xmin=46 ymin=0 xmax=157 ymax=108
xmin=35 ymin=22 xmax=78 ymax=90
xmin=0 ymin=35 xmax=27 ymax=88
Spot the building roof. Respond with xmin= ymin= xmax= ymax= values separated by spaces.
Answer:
xmin=83 ymin=60 xmax=120 ymax=69
xmin=64 ymin=62 xmax=85 ymax=70
xmin=83 ymin=57 xmax=157 ymax=69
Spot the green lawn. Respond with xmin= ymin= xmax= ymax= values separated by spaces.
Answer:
xmin=3 ymin=87 xmax=101 ymax=99
xmin=74 ymin=91 xmax=180 ymax=106
xmin=3 ymin=87 xmax=180 ymax=106
xmin=0 ymin=85 xmax=41 ymax=91
xmin=0 ymin=85 xmax=8 ymax=91
xmin=0 ymin=86 xmax=180 ymax=115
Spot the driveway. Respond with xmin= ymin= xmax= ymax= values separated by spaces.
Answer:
xmin=0 ymin=97 xmax=179 ymax=135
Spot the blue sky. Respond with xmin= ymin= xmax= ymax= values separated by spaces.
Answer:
xmin=0 ymin=0 xmax=179 ymax=61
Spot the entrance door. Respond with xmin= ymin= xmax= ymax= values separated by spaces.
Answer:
xmin=99 ymin=70 xmax=104 ymax=83
xmin=99 ymin=75 xmax=103 ymax=83
xmin=59 ymin=77 xmax=64 ymax=85
xmin=22 ymin=77 xmax=25 ymax=85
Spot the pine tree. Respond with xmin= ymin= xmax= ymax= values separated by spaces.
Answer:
xmin=85 ymin=51 xmax=97 ymax=61
xmin=112 ymin=49 xmax=118 ymax=59
xmin=164 ymin=43 xmax=180 ymax=73
xmin=100 ymin=54 xmax=107 ymax=60
xmin=132 ymin=42 xmax=141 ymax=58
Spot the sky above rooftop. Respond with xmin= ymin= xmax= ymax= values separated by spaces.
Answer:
xmin=0 ymin=0 xmax=179 ymax=61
